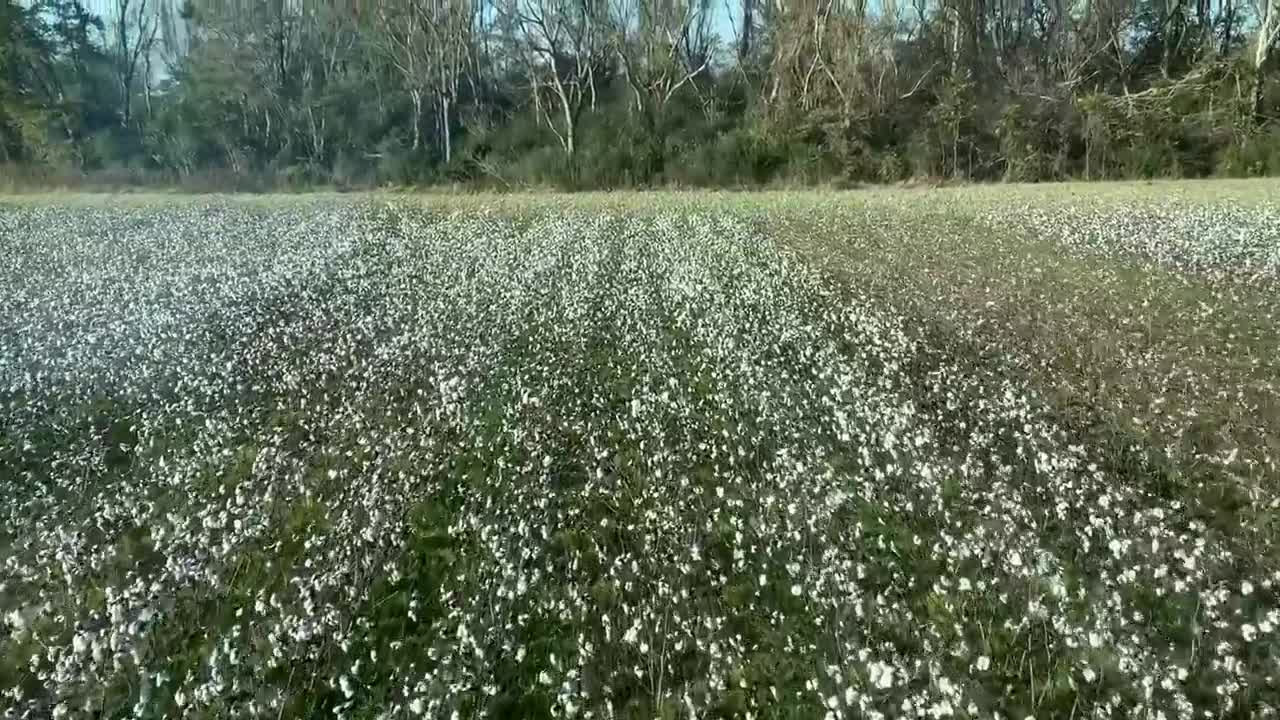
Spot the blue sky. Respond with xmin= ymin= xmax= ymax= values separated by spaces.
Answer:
xmin=713 ymin=1 xmax=742 ymax=44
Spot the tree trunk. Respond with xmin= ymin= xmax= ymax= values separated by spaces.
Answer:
xmin=950 ymin=7 xmax=962 ymax=78
xmin=1255 ymin=66 xmax=1268 ymax=122
xmin=1197 ymin=0 xmax=1211 ymax=50
xmin=559 ymin=88 xmax=575 ymax=157
xmin=277 ymin=0 xmax=288 ymax=91
xmin=441 ymin=95 xmax=452 ymax=164
xmin=1258 ymin=0 xmax=1279 ymax=122
xmin=953 ymin=126 xmax=959 ymax=178
xmin=563 ymin=104 xmax=575 ymax=157
xmin=117 ymin=2 xmax=130 ymax=128
xmin=144 ymin=49 xmax=154 ymax=120
xmin=1220 ymin=0 xmax=1235 ymax=56
xmin=121 ymin=79 xmax=132 ymax=128
xmin=410 ymin=88 xmax=422 ymax=151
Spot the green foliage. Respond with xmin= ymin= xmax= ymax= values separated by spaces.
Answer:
xmin=996 ymin=100 xmax=1067 ymax=182
xmin=662 ymin=126 xmax=789 ymax=186
xmin=2 ymin=0 xmax=1279 ymax=189
xmin=928 ymin=71 xmax=980 ymax=179
xmin=1216 ymin=127 xmax=1280 ymax=176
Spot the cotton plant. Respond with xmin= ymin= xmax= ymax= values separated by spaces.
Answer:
xmin=991 ymin=200 xmax=1280 ymax=282
xmin=0 ymin=199 xmax=1276 ymax=719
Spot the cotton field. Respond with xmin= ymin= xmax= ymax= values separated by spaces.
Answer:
xmin=988 ymin=201 xmax=1280 ymax=281
xmin=1 ymin=194 xmax=1278 ymax=719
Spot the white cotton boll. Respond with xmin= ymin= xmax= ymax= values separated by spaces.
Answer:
xmin=791 ymin=584 xmax=802 ymax=597
xmin=72 ymin=631 xmax=93 ymax=656
xmin=1242 ymin=581 xmax=1254 ymax=596
xmin=976 ymin=656 xmax=990 ymax=672
xmin=1242 ymin=624 xmax=1257 ymax=642
xmin=1046 ymin=575 xmax=1067 ymax=599
xmin=868 ymin=661 xmax=895 ymax=690
xmin=927 ymin=700 xmax=953 ymax=718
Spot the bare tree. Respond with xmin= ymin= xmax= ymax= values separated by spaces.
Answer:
xmin=611 ymin=0 xmax=712 ymax=137
xmin=372 ymin=0 xmax=431 ymax=151
xmin=1256 ymin=0 xmax=1280 ymax=119
xmin=293 ymin=1 xmax=362 ymax=164
xmin=760 ymin=0 xmax=887 ymax=119
xmin=498 ymin=0 xmax=609 ymax=157
xmin=157 ymin=0 xmax=195 ymax=77
xmin=110 ymin=0 xmax=160 ymax=127
xmin=425 ymin=0 xmax=474 ymax=164
xmin=372 ymin=0 xmax=472 ymax=161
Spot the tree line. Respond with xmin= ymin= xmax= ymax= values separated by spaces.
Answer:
xmin=3 ymin=0 xmax=1280 ymax=189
